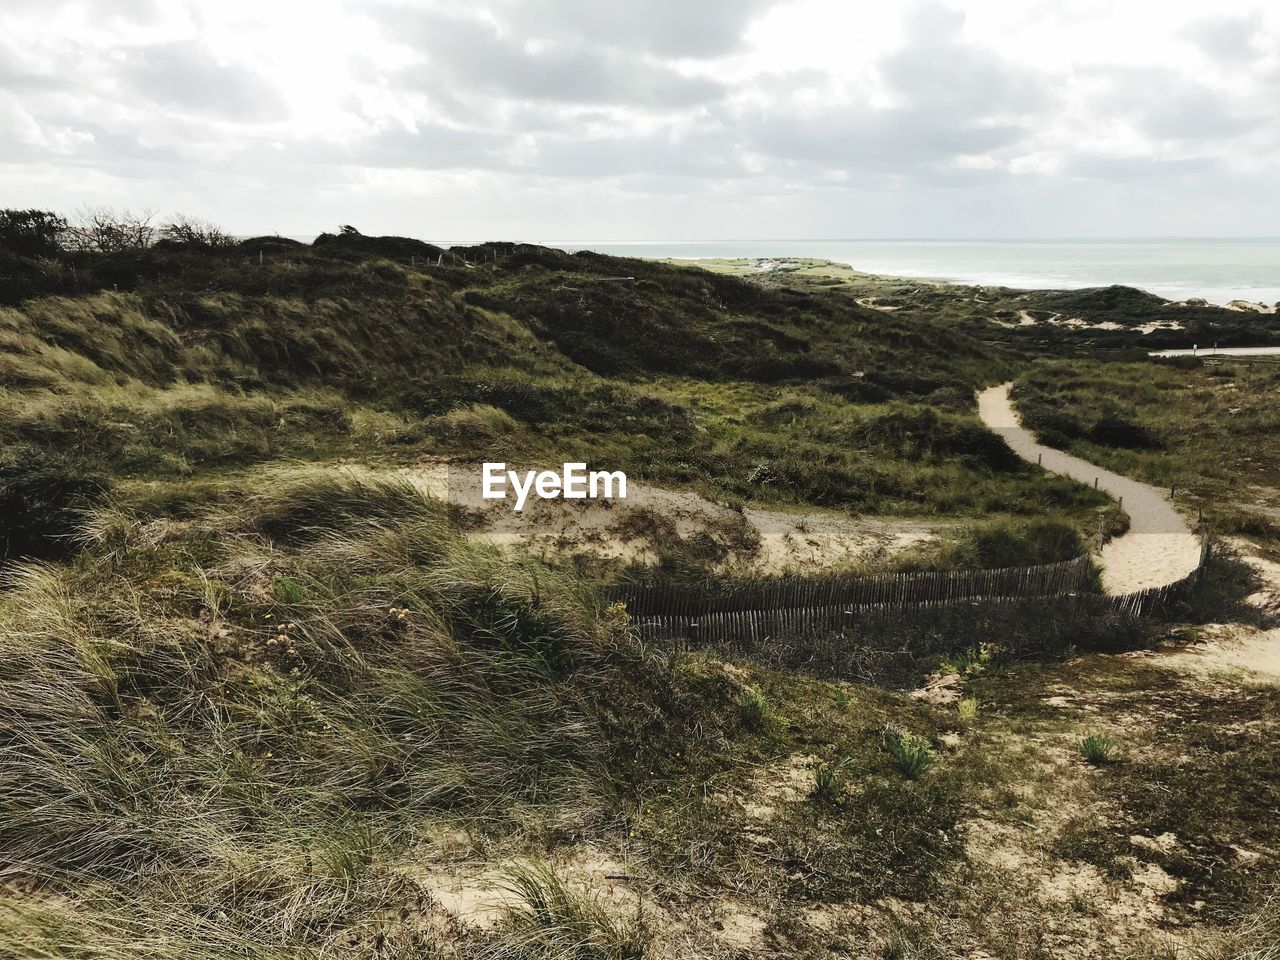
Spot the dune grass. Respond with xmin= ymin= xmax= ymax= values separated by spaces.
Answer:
xmin=0 ymin=475 xmax=711 ymax=957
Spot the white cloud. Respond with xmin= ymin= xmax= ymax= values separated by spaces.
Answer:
xmin=0 ymin=0 xmax=1277 ymax=237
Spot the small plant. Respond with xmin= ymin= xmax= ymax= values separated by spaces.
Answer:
xmin=939 ymin=643 xmax=994 ymax=678
xmin=888 ymin=731 xmax=936 ymax=779
xmin=834 ymin=689 xmax=854 ymax=711
xmin=957 ymin=696 xmax=978 ymax=722
xmin=811 ymin=760 xmax=846 ymax=803
xmin=273 ymin=575 xmax=308 ymax=605
xmin=1079 ymin=732 xmax=1117 ymax=765
xmin=738 ymin=687 xmax=771 ymax=732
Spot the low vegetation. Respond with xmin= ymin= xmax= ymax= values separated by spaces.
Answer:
xmin=1 ymin=220 xmax=1277 ymax=956
xmin=1013 ymin=359 xmax=1280 ymax=553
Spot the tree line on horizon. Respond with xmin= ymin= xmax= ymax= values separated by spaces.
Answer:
xmin=0 ymin=207 xmax=462 ymax=304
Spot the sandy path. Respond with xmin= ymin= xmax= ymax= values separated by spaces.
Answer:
xmin=977 ymin=383 xmax=1201 ymax=595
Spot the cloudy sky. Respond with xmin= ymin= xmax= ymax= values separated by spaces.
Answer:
xmin=2 ymin=0 xmax=1278 ymax=240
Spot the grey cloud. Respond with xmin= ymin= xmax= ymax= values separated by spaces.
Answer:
xmin=742 ymin=107 xmax=1025 ymax=171
xmin=1184 ymin=13 xmax=1263 ymax=63
xmin=117 ymin=41 xmax=289 ymax=121
xmin=735 ymin=4 xmax=1044 ymax=174
xmin=492 ymin=0 xmax=774 ymax=58
xmin=0 ymin=37 xmax=65 ymax=92
xmin=1062 ymin=154 xmax=1222 ymax=180
xmin=4 ymin=0 xmax=166 ymax=25
xmin=381 ymin=11 xmax=726 ymax=108
xmin=1099 ymin=67 xmax=1263 ymax=141
xmin=523 ymin=128 xmax=747 ymax=179
xmin=308 ymin=122 xmax=512 ymax=171
xmin=879 ymin=1 xmax=1047 ymax=114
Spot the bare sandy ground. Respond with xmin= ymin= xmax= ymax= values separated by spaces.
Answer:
xmin=327 ymin=461 xmax=942 ymax=574
xmin=1158 ymin=548 xmax=1280 ymax=682
xmin=977 ymin=384 xmax=1202 ymax=595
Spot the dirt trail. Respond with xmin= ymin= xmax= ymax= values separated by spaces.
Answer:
xmin=977 ymin=383 xmax=1201 ymax=595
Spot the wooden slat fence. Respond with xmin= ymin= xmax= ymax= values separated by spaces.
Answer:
xmin=611 ymin=554 xmax=1092 ymax=618
xmin=1093 ymin=535 xmax=1212 ymax=619
xmin=614 ymin=537 xmax=1212 ymax=646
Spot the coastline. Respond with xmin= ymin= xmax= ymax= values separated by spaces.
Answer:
xmin=554 ymin=240 xmax=1280 ymax=308
xmin=661 ymin=255 xmax=1280 ymax=313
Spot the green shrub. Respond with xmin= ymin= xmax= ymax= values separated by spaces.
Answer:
xmin=273 ymin=574 xmax=308 ymax=605
xmin=888 ymin=732 xmax=936 ymax=779
xmin=1079 ymin=732 xmax=1117 ymax=765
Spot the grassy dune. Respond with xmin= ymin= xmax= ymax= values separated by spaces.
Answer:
xmin=2 ymin=233 xmax=1278 ymax=956
xmin=1 ymin=239 xmax=1115 ymax=573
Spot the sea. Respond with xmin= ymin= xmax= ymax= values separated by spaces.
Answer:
xmin=543 ymin=239 xmax=1280 ymax=307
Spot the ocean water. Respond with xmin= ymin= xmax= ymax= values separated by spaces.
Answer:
xmin=548 ymin=239 xmax=1280 ymax=307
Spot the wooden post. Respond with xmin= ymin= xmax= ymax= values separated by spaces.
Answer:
xmin=1037 ymin=452 xmax=1042 ymax=466
xmin=259 ymin=250 xmax=264 ymax=266
xmin=1094 ymin=477 xmax=1098 ymax=489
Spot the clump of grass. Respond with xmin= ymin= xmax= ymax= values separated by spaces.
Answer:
xmin=888 ymin=731 xmax=936 ymax=779
xmin=496 ymin=862 xmax=650 ymax=960
xmin=738 ymin=687 xmax=771 ymax=732
xmin=811 ymin=759 xmax=846 ymax=803
xmin=1079 ymin=732 xmax=1117 ymax=765
xmin=957 ymin=696 xmax=979 ymax=722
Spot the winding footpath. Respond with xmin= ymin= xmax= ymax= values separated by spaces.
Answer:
xmin=977 ymin=383 xmax=1202 ymax=595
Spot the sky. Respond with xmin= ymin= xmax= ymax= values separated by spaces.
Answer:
xmin=2 ymin=0 xmax=1279 ymax=240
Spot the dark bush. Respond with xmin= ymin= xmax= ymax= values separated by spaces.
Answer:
xmin=0 ymin=451 xmax=107 ymax=561
xmin=0 ymin=209 xmax=67 ymax=258
xmin=1090 ymin=415 xmax=1162 ymax=450
xmin=312 ymin=231 xmax=445 ymax=262
xmin=1024 ymin=410 xmax=1087 ymax=448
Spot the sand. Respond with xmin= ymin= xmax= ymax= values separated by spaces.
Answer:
xmin=977 ymin=384 xmax=1202 ymax=595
